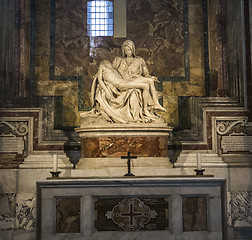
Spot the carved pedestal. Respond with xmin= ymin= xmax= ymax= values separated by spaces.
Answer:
xmin=75 ymin=123 xmax=173 ymax=173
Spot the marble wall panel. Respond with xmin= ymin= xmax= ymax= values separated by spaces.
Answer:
xmin=0 ymin=170 xmax=18 ymax=230
xmin=226 ymin=0 xmax=245 ymax=101
xmin=54 ymin=0 xmax=185 ymax=77
xmin=81 ymin=136 xmax=168 ymax=158
xmin=34 ymin=0 xmax=207 ymax=127
xmin=161 ymin=0 xmax=205 ymax=126
xmin=16 ymin=194 xmax=36 ymax=231
xmin=127 ymin=0 xmax=185 ymax=76
xmin=55 ymin=0 xmax=87 ymax=74
xmin=0 ymin=170 xmax=17 ymax=193
xmin=246 ymin=0 xmax=252 ymax=120
xmin=0 ymin=0 xmax=16 ymax=101
xmin=0 ymin=193 xmax=16 ymax=230
xmin=227 ymin=191 xmax=252 ymax=227
xmin=182 ymin=197 xmax=207 ymax=231
xmin=56 ymin=197 xmax=80 ymax=233
xmin=30 ymin=0 xmax=234 ymax=131
xmin=34 ymin=0 xmax=80 ymax=127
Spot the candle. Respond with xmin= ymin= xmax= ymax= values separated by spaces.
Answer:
xmin=53 ymin=154 xmax=58 ymax=172
xmin=196 ymin=153 xmax=202 ymax=170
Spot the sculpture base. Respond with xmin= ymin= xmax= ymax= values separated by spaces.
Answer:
xmin=75 ymin=122 xmax=173 ymax=170
xmin=80 ymin=136 xmax=169 ymax=158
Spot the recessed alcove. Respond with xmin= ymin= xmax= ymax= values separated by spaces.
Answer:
xmin=0 ymin=0 xmax=251 ymax=240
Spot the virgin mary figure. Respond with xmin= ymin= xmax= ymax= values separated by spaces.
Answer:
xmin=83 ymin=40 xmax=166 ymax=124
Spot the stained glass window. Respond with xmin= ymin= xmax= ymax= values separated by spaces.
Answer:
xmin=87 ymin=0 xmax=113 ymax=36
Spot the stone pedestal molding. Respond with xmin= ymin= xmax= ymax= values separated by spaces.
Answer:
xmin=75 ymin=122 xmax=173 ymax=138
xmin=75 ymin=123 xmax=173 ymax=171
xmin=174 ymin=152 xmax=227 ymax=168
xmin=20 ymin=151 xmax=73 ymax=169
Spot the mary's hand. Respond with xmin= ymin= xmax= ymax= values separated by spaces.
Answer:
xmin=105 ymin=89 xmax=113 ymax=100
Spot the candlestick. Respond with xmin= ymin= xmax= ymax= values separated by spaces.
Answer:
xmin=196 ymin=153 xmax=202 ymax=170
xmin=53 ymin=154 xmax=58 ymax=172
xmin=194 ymin=169 xmax=205 ymax=175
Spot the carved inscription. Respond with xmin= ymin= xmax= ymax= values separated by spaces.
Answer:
xmin=0 ymin=136 xmax=25 ymax=154
xmin=221 ymin=135 xmax=252 ymax=153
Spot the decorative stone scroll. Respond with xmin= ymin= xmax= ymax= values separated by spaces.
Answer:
xmin=0 ymin=121 xmax=29 ymax=136
xmin=216 ymin=120 xmax=245 ymax=136
xmin=0 ymin=121 xmax=28 ymax=155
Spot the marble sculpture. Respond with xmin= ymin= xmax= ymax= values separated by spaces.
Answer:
xmin=81 ymin=40 xmax=166 ymax=123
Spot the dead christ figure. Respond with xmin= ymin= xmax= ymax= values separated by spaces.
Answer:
xmin=97 ymin=60 xmax=165 ymax=117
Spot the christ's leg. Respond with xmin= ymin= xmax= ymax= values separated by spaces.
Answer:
xmin=131 ymin=77 xmax=166 ymax=112
xmin=125 ymin=81 xmax=154 ymax=116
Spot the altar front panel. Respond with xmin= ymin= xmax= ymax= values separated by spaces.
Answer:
xmin=36 ymin=178 xmax=226 ymax=240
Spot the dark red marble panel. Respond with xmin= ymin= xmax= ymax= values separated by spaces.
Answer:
xmin=182 ymin=197 xmax=207 ymax=231
xmin=95 ymin=197 xmax=169 ymax=231
xmin=81 ymin=136 xmax=168 ymax=158
xmin=56 ymin=198 xmax=80 ymax=233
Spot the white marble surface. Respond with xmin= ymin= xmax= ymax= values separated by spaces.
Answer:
xmin=0 ymin=170 xmax=18 ymax=193
xmin=175 ymin=152 xmax=227 ymax=168
xmin=75 ymin=122 xmax=172 ymax=137
xmin=228 ymin=168 xmax=252 ymax=191
xmin=77 ymin=157 xmax=173 ymax=169
xmin=20 ymin=151 xmax=73 ymax=169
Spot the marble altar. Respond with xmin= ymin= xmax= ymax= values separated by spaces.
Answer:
xmin=36 ymin=177 xmax=227 ymax=240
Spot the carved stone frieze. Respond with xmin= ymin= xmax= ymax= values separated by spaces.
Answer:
xmin=0 ymin=121 xmax=29 ymax=136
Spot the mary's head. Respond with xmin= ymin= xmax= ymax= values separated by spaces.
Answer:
xmin=121 ymin=40 xmax=136 ymax=58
